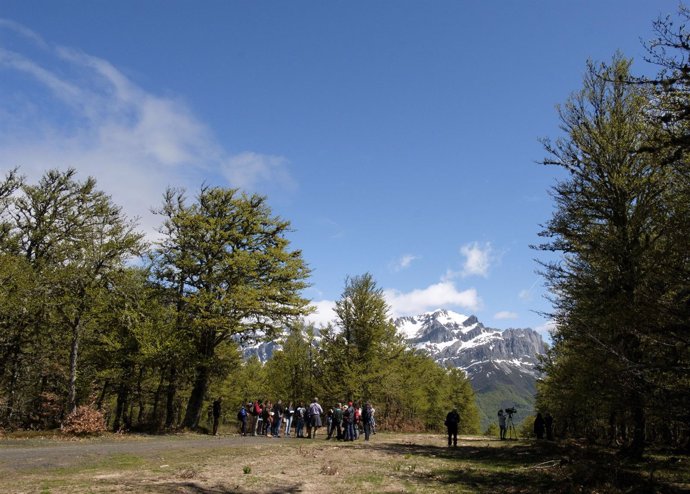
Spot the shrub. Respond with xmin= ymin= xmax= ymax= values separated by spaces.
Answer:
xmin=61 ymin=405 xmax=106 ymax=436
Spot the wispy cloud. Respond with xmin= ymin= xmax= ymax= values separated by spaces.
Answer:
xmin=518 ymin=279 xmax=541 ymax=302
xmin=494 ymin=311 xmax=519 ymax=320
xmin=390 ymin=254 xmax=419 ymax=272
xmin=0 ymin=20 xmax=295 ymax=238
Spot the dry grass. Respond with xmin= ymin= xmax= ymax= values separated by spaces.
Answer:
xmin=0 ymin=432 xmax=688 ymax=493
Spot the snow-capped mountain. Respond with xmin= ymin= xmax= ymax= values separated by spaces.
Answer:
xmin=394 ymin=309 xmax=548 ymax=428
xmin=395 ymin=309 xmax=545 ymax=375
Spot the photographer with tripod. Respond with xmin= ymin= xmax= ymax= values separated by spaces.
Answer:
xmin=497 ymin=409 xmax=507 ymax=440
xmin=498 ymin=406 xmax=517 ymax=440
xmin=504 ymin=407 xmax=517 ymax=440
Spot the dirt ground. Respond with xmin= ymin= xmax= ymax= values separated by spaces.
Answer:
xmin=0 ymin=431 xmax=464 ymax=493
xmin=1 ymin=431 xmax=689 ymax=494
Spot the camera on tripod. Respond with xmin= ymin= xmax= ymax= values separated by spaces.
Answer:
xmin=504 ymin=407 xmax=517 ymax=417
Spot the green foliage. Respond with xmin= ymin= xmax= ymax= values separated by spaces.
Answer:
xmin=151 ymin=186 xmax=311 ymax=429
xmin=484 ymin=423 xmax=499 ymax=437
xmin=537 ymin=49 xmax=690 ymax=453
xmin=518 ymin=415 xmax=535 ymax=440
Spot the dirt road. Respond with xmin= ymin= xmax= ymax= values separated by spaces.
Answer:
xmin=0 ymin=433 xmax=250 ymax=471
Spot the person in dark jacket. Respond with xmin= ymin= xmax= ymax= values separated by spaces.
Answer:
xmin=212 ymin=397 xmax=222 ymax=436
xmin=445 ymin=407 xmax=460 ymax=447
xmin=534 ymin=412 xmax=545 ymax=440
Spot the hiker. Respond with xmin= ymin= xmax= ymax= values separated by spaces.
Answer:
xmin=534 ymin=412 xmax=545 ymax=440
xmin=327 ymin=403 xmax=343 ymax=440
xmin=445 ymin=407 xmax=460 ymax=447
xmin=237 ymin=404 xmax=247 ymax=435
xmin=272 ymin=400 xmax=283 ymax=437
xmin=344 ymin=401 xmax=355 ymax=441
xmin=362 ymin=402 xmax=374 ymax=441
xmin=309 ymin=397 xmax=324 ymax=438
xmin=253 ymin=400 xmax=263 ymax=436
xmin=284 ymin=401 xmax=294 ymax=437
xmin=295 ymin=402 xmax=306 ymax=438
xmin=498 ymin=409 xmax=507 ymax=440
xmin=212 ymin=397 xmax=222 ymax=435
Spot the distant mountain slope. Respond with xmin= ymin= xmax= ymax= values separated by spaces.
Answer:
xmin=393 ymin=309 xmax=548 ymax=429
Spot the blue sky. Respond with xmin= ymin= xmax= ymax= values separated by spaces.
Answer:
xmin=0 ymin=1 xmax=680 ymax=338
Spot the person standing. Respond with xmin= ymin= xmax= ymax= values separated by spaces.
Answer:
xmin=295 ymin=402 xmax=306 ymax=438
xmin=237 ymin=403 xmax=248 ymax=435
xmin=534 ymin=412 xmax=545 ymax=440
xmin=362 ymin=402 xmax=374 ymax=441
xmin=284 ymin=401 xmax=294 ymax=437
xmin=308 ymin=397 xmax=324 ymax=438
xmin=272 ymin=400 xmax=284 ymax=437
xmin=344 ymin=401 xmax=355 ymax=441
xmin=212 ymin=397 xmax=222 ymax=436
xmin=445 ymin=407 xmax=460 ymax=447
xmin=328 ymin=403 xmax=343 ymax=440
xmin=498 ymin=409 xmax=507 ymax=440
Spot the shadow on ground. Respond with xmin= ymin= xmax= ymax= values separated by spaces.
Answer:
xmin=370 ymin=438 xmax=690 ymax=494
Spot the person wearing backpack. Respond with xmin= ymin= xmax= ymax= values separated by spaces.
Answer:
xmin=252 ymin=399 xmax=262 ymax=436
xmin=344 ymin=401 xmax=355 ymax=441
xmin=237 ymin=404 xmax=248 ymax=436
xmin=295 ymin=402 xmax=306 ymax=438
xmin=445 ymin=407 xmax=460 ymax=447
xmin=327 ymin=403 xmax=343 ymax=440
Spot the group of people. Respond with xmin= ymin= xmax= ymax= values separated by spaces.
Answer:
xmin=233 ymin=398 xmax=377 ymax=441
xmin=532 ymin=412 xmax=554 ymax=440
xmin=495 ymin=407 xmax=555 ymax=441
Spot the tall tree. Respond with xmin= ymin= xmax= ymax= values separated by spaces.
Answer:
xmin=152 ymin=186 xmax=311 ymax=429
xmin=536 ymin=55 xmax=681 ymax=456
xmin=0 ymin=169 xmax=145 ymax=416
xmin=328 ymin=273 xmax=404 ymax=401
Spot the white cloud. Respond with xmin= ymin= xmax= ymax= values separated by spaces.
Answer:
xmin=459 ymin=241 xmax=492 ymax=277
xmin=384 ymin=281 xmax=480 ymax=317
xmin=0 ymin=21 xmax=295 ymax=239
xmin=518 ymin=289 xmax=532 ymax=301
xmin=534 ymin=320 xmax=556 ymax=342
xmin=494 ymin=311 xmax=519 ymax=320
xmin=390 ymin=254 xmax=418 ymax=272
xmin=304 ymin=300 xmax=337 ymax=328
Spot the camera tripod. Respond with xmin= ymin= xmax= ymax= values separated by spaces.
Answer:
xmin=506 ymin=413 xmax=517 ymax=440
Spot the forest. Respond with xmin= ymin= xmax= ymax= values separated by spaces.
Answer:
xmin=0 ymin=173 xmax=480 ymax=436
xmin=1 ymin=5 xmax=690 ymax=463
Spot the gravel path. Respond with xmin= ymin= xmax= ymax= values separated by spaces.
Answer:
xmin=0 ymin=434 xmax=255 ymax=471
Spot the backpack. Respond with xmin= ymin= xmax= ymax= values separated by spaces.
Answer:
xmin=237 ymin=407 xmax=247 ymax=420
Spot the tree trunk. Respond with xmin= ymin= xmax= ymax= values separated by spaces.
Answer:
xmin=136 ymin=367 xmax=145 ymax=425
xmin=152 ymin=371 xmax=165 ymax=428
xmin=181 ymin=363 xmax=210 ymax=429
xmin=67 ymin=323 xmax=80 ymax=414
xmin=113 ymin=381 xmax=129 ymax=432
xmin=96 ymin=379 xmax=110 ymax=410
xmin=165 ymin=366 xmax=177 ymax=429
xmin=629 ymin=404 xmax=646 ymax=458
